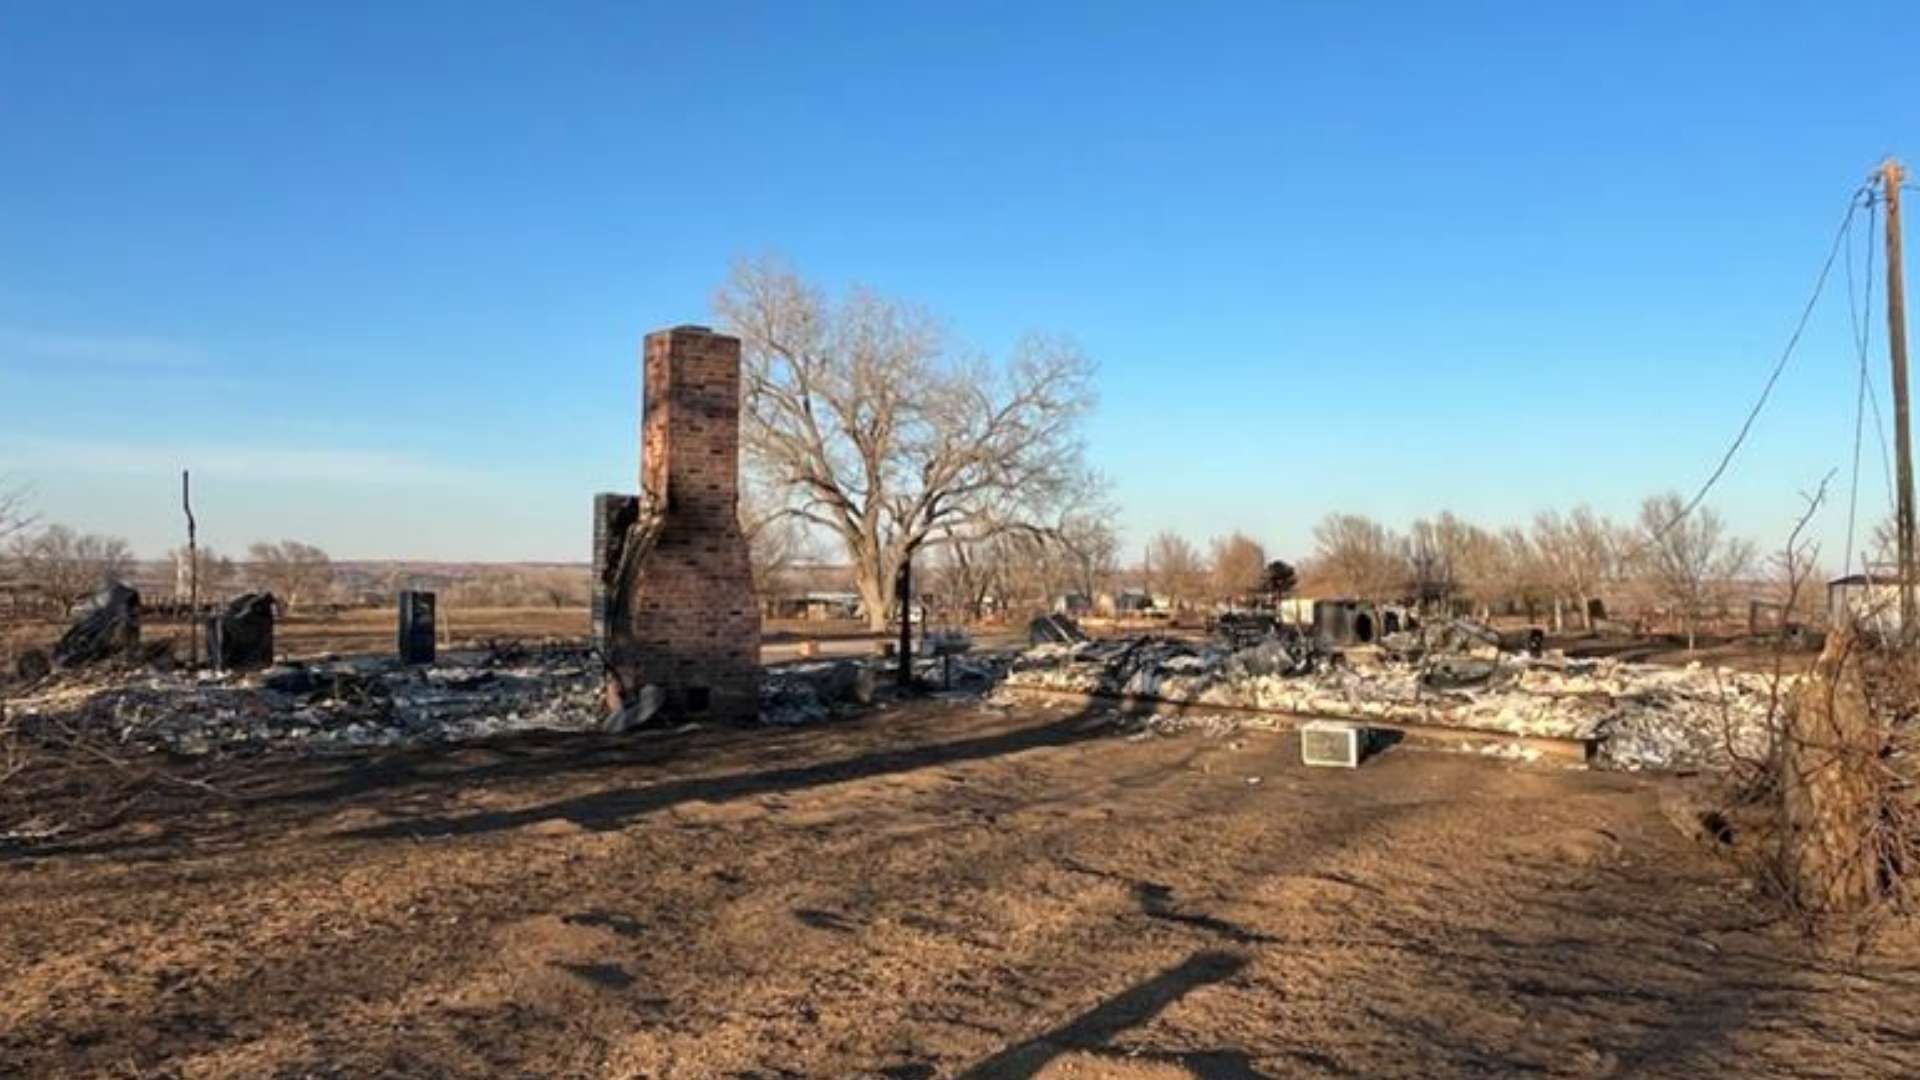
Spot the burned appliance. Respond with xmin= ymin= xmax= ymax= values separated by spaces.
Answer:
xmin=1300 ymin=720 xmax=1366 ymax=768
xmin=397 ymin=590 xmax=437 ymax=665
xmin=209 ymin=592 xmax=276 ymax=671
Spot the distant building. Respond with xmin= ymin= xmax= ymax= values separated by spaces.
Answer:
xmin=1828 ymin=572 xmax=1903 ymax=633
xmin=1276 ymin=597 xmax=1315 ymax=625
xmin=765 ymin=591 xmax=862 ymax=621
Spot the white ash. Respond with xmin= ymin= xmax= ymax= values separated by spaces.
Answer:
xmin=1000 ymin=638 xmax=1789 ymax=771
xmin=4 ymin=648 xmax=609 ymax=755
xmin=3 ymin=646 xmax=1020 ymax=757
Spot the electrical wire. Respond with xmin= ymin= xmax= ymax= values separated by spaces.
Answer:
xmin=1844 ymin=196 xmax=1879 ymax=576
xmin=1860 ymin=191 xmax=1899 ymax=546
xmin=1641 ymin=187 xmax=1870 ymax=548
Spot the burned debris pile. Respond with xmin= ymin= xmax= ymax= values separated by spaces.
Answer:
xmin=5 ymin=645 xmax=611 ymax=756
xmin=1001 ymin=627 xmax=1785 ymax=771
xmin=51 ymin=583 xmax=145 ymax=668
xmin=3 ymin=641 xmax=1016 ymax=759
xmin=761 ymin=651 xmax=1009 ymax=725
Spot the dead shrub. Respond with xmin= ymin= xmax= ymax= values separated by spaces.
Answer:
xmin=1765 ymin=625 xmax=1920 ymax=942
xmin=0 ymin=684 xmax=231 ymax=850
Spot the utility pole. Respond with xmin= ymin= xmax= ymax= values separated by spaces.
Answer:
xmin=182 ymin=469 xmax=199 ymax=667
xmin=1882 ymin=159 xmax=1915 ymax=633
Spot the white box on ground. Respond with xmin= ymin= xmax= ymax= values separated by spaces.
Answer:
xmin=1300 ymin=720 xmax=1364 ymax=768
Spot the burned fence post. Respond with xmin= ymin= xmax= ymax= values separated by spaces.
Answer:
xmin=397 ymin=589 xmax=437 ymax=665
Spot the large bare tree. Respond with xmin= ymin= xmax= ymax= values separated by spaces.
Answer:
xmin=1143 ymin=532 xmax=1204 ymax=611
xmin=1310 ymin=513 xmax=1406 ymax=602
xmin=716 ymin=258 xmax=1098 ymax=630
xmin=246 ymin=541 xmax=334 ymax=610
xmin=1208 ymin=532 xmax=1267 ymax=604
xmin=1531 ymin=506 xmax=1621 ymax=631
xmin=10 ymin=524 xmax=134 ymax=615
xmin=1403 ymin=512 xmax=1506 ymax=617
xmin=1634 ymin=493 xmax=1755 ymax=650
xmin=166 ymin=544 xmax=238 ymax=601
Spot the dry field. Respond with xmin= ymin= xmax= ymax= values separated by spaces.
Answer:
xmin=9 ymin=602 xmax=1817 ymax=677
xmin=3 ymin=697 xmax=1914 ymax=1078
xmin=8 ymin=608 xmax=930 ymax=665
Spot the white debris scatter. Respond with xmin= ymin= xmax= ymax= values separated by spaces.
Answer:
xmin=4 ymin=648 xmax=611 ymax=754
xmin=3 ymin=648 xmax=1016 ymax=756
xmin=998 ymin=637 xmax=1789 ymax=771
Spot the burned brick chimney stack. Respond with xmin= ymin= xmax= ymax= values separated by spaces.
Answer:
xmin=596 ymin=325 xmax=762 ymax=722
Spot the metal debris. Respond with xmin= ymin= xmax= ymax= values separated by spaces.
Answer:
xmin=1029 ymin=614 xmax=1089 ymax=646
xmin=53 ymin=582 xmax=143 ymax=668
xmin=208 ymin=592 xmax=275 ymax=671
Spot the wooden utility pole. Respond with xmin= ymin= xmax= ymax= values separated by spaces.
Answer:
xmin=182 ymin=469 xmax=199 ymax=667
xmin=1882 ymin=159 xmax=1915 ymax=632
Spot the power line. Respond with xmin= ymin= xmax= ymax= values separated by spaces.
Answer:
xmin=1643 ymin=187 xmax=1869 ymax=547
xmin=1866 ymin=339 xmax=1898 ymax=518
xmin=1844 ymin=195 xmax=1880 ymax=576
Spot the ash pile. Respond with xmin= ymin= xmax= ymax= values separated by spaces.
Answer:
xmin=1000 ymin=618 xmax=1787 ymax=771
xmin=7 ymin=639 xmax=1015 ymax=758
xmin=761 ymin=642 xmax=1011 ymax=725
xmin=4 ymin=644 xmax=610 ymax=756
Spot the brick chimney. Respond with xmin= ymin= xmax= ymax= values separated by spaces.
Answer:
xmin=595 ymin=325 xmax=761 ymax=721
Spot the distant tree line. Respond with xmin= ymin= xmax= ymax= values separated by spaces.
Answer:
xmin=1294 ymin=497 xmax=1769 ymax=646
xmin=899 ymin=493 xmax=1790 ymax=649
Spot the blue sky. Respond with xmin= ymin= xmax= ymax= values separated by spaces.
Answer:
xmin=1 ymin=2 xmax=1913 ymax=566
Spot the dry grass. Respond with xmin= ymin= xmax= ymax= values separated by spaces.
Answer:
xmin=4 ymin=700 xmax=1917 ymax=1076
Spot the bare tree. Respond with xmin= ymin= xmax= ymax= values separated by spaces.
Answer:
xmin=716 ymin=258 xmax=1097 ymax=630
xmin=9 ymin=525 xmax=135 ymax=615
xmin=739 ymin=479 xmax=809 ymax=601
xmin=247 ymin=541 xmax=334 ymax=610
xmin=926 ymin=535 xmax=994 ymax=622
xmin=1531 ymin=507 xmax=1621 ymax=631
xmin=1450 ymin=522 xmax=1511 ymax=619
xmin=1311 ymin=513 xmax=1406 ymax=602
xmin=1500 ymin=526 xmax=1558 ymax=623
xmin=1399 ymin=511 xmax=1511 ymax=617
xmin=1000 ymin=532 xmax=1068 ymax=614
xmin=0 ymin=476 xmax=34 ymax=546
xmin=1057 ymin=513 xmax=1121 ymax=604
xmin=1634 ymin=494 xmax=1756 ymax=650
xmin=165 ymin=544 xmax=237 ymax=601
xmin=1405 ymin=516 xmax=1459 ymax=611
xmin=1208 ymin=532 xmax=1267 ymax=605
xmin=1143 ymin=532 xmax=1203 ymax=611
